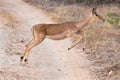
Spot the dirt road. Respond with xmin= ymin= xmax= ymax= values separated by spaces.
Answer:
xmin=0 ymin=0 xmax=96 ymax=80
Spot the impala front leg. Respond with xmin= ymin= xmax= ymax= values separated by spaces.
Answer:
xmin=68 ymin=34 xmax=83 ymax=50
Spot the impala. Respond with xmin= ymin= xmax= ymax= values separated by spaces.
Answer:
xmin=20 ymin=7 xmax=105 ymax=64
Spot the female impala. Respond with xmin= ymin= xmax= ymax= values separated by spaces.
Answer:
xmin=20 ymin=7 xmax=105 ymax=64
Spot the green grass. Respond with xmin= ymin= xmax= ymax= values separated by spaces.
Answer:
xmin=106 ymin=11 xmax=120 ymax=26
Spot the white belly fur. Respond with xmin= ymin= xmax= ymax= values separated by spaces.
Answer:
xmin=47 ymin=33 xmax=66 ymax=40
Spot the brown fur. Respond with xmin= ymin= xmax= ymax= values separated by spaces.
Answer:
xmin=20 ymin=7 xmax=105 ymax=64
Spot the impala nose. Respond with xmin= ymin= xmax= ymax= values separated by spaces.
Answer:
xmin=103 ymin=19 xmax=105 ymax=22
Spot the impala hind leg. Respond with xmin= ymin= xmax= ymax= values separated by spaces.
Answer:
xmin=24 ymin=37 xmax=45 ymax=64
xmin=20 ymin=31 xmax=45 ymax=64
xmin=20 ymin=39 xmax=35 ymax=63
xmin=68 ymin=34 xmax=83 ymax=50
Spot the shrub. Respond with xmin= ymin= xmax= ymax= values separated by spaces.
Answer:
xmin=106 ymin=11 xmax=120 ymax=26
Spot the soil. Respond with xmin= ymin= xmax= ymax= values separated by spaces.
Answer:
xmin=0 ymin=0 xmax=96 ymax=80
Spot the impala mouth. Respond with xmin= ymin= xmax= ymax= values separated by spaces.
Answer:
xmin=102 ymin=19 xmax=105 ymax=22
xmin=100 ymin=17 xmax=105 ymax=23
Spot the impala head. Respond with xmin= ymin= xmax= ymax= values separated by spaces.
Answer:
xmin=91 ymin=7 xmax=105 ymax=23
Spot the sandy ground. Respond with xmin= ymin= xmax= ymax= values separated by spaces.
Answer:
xmin=0 ymin=0 xmax=96 ymax=80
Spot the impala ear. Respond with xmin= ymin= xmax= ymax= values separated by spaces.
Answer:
xmin=92 ymin=7 xmax=97 ymax=15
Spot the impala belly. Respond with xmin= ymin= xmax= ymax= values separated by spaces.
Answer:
xmin=46 ymin=32 xmax=67 ymax=40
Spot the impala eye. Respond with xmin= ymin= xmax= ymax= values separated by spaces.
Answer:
xmin=95 ymin=14 xmax=98 ymax=16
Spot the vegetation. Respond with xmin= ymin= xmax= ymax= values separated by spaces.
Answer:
xmin=23 ymin=0 xmax=120 ymax=80
xmin=106 ymin=11 xmax=120 ymax=26
xmin=25 ymin=0 xmax=120 ymax=5
xmin=0 ymin=12 xmax=18 ymax=27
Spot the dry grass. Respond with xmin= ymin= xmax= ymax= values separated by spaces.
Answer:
xmin=23 ymin=0 xmax=120 ymax=80
xmin=0 ymin=12 xmax=18 ymax=27
xmin=0 ymin=11 xmax=22 ymax=55
xmin=48 ymin=5 xmax=85 ymax=22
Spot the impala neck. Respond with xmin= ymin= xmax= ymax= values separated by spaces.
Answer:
xmin=75 ymin=15 xmax=93 ymax=30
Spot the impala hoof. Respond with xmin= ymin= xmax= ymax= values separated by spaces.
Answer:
xmin=25 ymin=45 xmax=27 ymax=47
xmin=20 ymin=56 xmax=24 ymax=60
xmin=83 ymin=48 xmax=85 ymax=51
xmin=24 ymin=59 xmax=28 ymax=64
xmin=68 ymin=48 xmax=71 ymax=51
xmin=24 ymin=59 xmax=27 ymax=62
